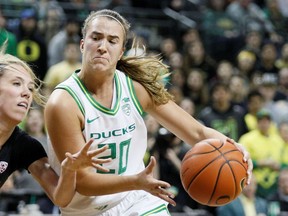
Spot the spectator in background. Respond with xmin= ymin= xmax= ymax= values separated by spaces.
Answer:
xmin=244 ymin=89 xmax=278 ymax=133
xmin=168 ymin=85 xmax=184 ymax=105
xmin=243 ymin=30 xmax=263 ymax=63
xmin=44 ymin=40 xmax=82 ymax=95
xmin=37 ymin=1 xmax=66 ymax=44
xmin=239 ymin=108 xmax=284 ymax=198
xmin=278 ymin=121 xmax=288 ymax=167
xmin=169 ymin=69 xmax=186 ymax=91
xmin=229 ymin=74 xmax=250 ymax=108
xmin=277 ymin=67 xmax=288 ymax=97
xmin=201 ymin=0 xmax=242 ymax=62
xmin=48 ymin=18 xmax=81 ymax=67
xmin=60 ymin=0 xmax=89 ymax=22
xmin=273 ymin=100 xmax=288 ymax=126
xmin=216 ymin=174 xmax=268 ymax=216
xmin=214 ymin=60 xmax=235 ymax=84
xmin=168 ymin=51 xmax=184 ymax=72
xmin=226 ymin=0 xmax=282 ymax=43
xmin=275 ymin=43 xmax=288 ymax=69
xmin=263 ymin=0 xmax=288 ymax=40
xmin=155 ymin=127 xmax=194 ymax=213
xmin=256 ymin=41 xmax=279 ymax=79
xmin=16 ymin=106 xmax=56 ymax=214
xmin=181 ymin=27 xmax=201 ymax=52
xmin=159 ymin=37 xmax=178 ymax=65
xmin=257 ymin=73 xmax=287 ymax=118
xmin=267 ymin=168 xmax=288 ymax=215
xmin=198 ymin=81 xmax=248 ymax=141
xmin=0 ymin=10 xmax=17 ymax=56
xmin=183 ymin=68 xmax=209 ymax=115
xmin=182 ymin=40 xmax=217 ymax=81
xmin=14 ymin=8 xmax=48 ymax=80
xmin=24 ymin=107 xmax=47 ymax=152
xmin=235 ymin=50 xmax=257 ymax=80
xmin=179 ymin=97 xmax=196 ymax=117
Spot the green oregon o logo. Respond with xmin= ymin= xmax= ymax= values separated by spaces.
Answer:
xmin=17 ymin=40 xmax=40 ymax=61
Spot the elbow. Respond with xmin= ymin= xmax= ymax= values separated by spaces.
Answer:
xmin=51 ymin=193 xmax=72 ymax=208
xmin=58 ymin=203 xmax=69 ymax=208
xmin=53 ymin=199 xmax=70 ymax=208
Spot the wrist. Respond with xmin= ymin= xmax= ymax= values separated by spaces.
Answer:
xmin=128 ymin=175 xmax=139 ymax=190
xmin=61 ymin=165 xmax=77 ymax=173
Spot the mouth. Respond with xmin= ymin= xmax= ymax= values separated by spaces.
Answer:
xmin=17 ymin=102 xmax=29 ymax=109
xmin=93 ymin=57 xmax=108 ymax=61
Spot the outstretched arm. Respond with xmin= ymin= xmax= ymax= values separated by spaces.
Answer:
xmin=28 ymin=139 xmax=111 ymax=207
xmin=133 ymin=81 xmax=253 ymax=185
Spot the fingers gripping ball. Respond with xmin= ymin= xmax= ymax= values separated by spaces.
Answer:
xmin=180 ymin=139 xmax=248 ymax=207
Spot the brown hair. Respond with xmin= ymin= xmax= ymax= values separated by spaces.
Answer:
xmin=81 ymin=9 xmax=173 ymax=106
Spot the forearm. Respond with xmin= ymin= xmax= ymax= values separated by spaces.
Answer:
xmin=76 ymin=172 xmax=138 ymax=196
xmin=53 ymin=167 xmax=77 ymax=207
xmin=202 ymin=126 xmax=228 ymax=142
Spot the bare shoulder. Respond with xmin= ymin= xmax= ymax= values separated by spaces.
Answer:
xmin=46 ymin=89 xmax=75 ymax=109
xmin=45 ymin=89 xmax=84 ymax=130
xmin=132 ymin=80 xmax=153 ymax=111
xmin=45 ymin=89 xmax=85 ymax=160
xmin=45 ymin=89 xmax=80 ymax=117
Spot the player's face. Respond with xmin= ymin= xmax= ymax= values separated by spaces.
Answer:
xmin=0 ymin=64 xmax=33 ymax=124
xmin=80 ymin=17 xmax=124 ymax=73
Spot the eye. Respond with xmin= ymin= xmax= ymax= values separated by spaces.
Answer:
xmin=92 ymin=35 xmax=100 ymax=41
xmin=110 ymin=39 xmax=117 ymax=44
xmin=13 ymin=81 xmax=21 ymax=86
xmin=28 ymin=85 xmax=35 ymax=92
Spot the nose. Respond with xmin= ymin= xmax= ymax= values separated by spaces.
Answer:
xmin=21 ymin=87 xmax=32 ymax=99
xmin=97 ymin=39 xmax=107 ymax=53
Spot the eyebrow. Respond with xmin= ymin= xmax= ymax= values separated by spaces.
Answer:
xmin=14 ymin=76 xmax=34 ymax=85
xmin=91 ymin=31 xmax=120 ymax=39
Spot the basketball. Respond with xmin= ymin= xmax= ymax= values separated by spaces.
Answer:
xmin=180 ymin=138 xmax=248 ymax=207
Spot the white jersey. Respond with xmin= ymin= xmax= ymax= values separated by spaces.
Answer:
xmin=47 ymin=70 xmax=148 ymax=216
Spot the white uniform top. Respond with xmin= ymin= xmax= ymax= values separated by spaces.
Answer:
xmin=48 ymin=70 xmax=147 ymax=216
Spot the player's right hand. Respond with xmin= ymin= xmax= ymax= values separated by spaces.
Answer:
xmin=62 ymin=139 xmax=112 ymax=172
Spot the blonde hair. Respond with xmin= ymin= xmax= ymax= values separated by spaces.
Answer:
xmin=0 ymin=43 xmax=46 ymax=107
xmin=82 ymin=9 xmax=173 ymax=105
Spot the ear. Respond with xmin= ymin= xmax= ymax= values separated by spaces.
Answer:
xmin=118 ymin=48 xmax=125 ymax=60
xmin=80 ymin=39 xmax=84 ymax=53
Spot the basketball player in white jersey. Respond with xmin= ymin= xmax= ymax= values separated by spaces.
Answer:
xmin=45 ymin=9 xmax=253 ymax=216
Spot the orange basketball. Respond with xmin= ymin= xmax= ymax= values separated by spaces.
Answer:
xmin=180 ymin=138 xmax=248 ymax=207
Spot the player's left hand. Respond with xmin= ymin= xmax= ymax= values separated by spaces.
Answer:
xmin=227 ymin=138 xmax=253 ymax=185
xmin=137 ymin=156 xmax=176 ymax=207
xmin=61 ymin=139 xmax=112 ymax=172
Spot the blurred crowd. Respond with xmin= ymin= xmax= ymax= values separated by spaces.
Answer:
xmin=1 ymin=0 xmax=288 ymax=215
